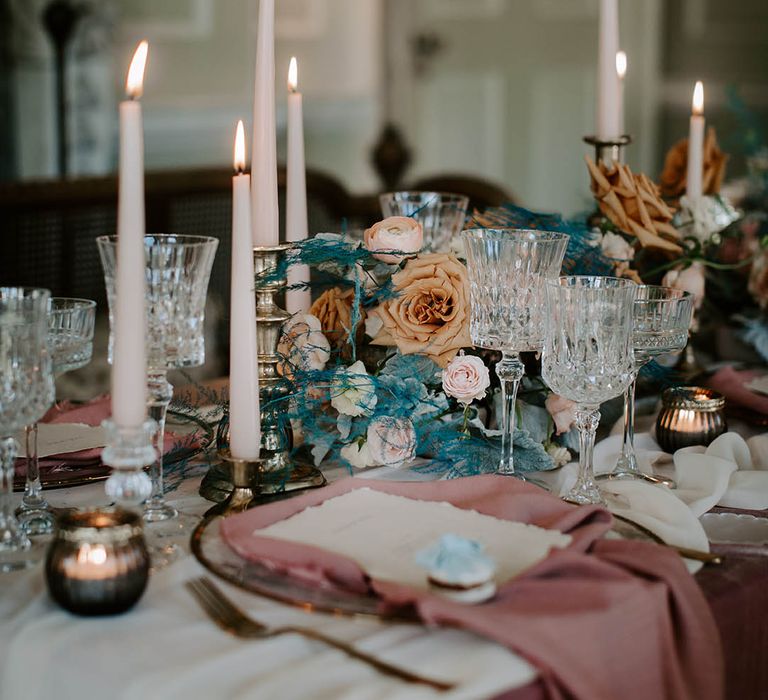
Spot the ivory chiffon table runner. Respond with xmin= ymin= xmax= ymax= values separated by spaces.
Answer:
xmin=221 ymin=476 xmax=723 ymax=700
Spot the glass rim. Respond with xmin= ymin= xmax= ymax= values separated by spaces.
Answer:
xmin=548 ymin=275 xmax=637 ymax=289
xmin=96 ymin=234 xmax=218 ymax=247
xmin=50 ymin=297 xmax=97 ymax=310
xmin=661 ymin=386 xmax=725 ymax=411
xmin=634 ymin=285 xmax=694 ymax=303
xmin=0 ymin=286 xmax=52 ymax=299
xmin=379 ymin=190 xmax=470 ymax=203
xmin=462 ymin=227 xmax=569 ymax=242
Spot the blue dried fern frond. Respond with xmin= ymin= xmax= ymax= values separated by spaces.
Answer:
xmin=471 ymin=203 xmax=614 ymax=276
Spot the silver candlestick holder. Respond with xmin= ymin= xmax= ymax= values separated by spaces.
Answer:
xmin=101 ymin=419 xmax=157 ymax=510
xmin=200 ymin=243 xmax=325 ymax=504
xmin=583 ymin=134 xmax=632 ymax=164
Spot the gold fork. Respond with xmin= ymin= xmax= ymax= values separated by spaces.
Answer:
xmin=186 ymin=576 xmax=455 ymax=692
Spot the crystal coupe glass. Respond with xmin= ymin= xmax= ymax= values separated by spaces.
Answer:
xmin=608 ymin=286 xmax=693 ymax=482
xmin=0 ymin=287 xmax=55 ymax=572
xmin=98 ymin=234 xmax=217 ymax=551
xmin=463 ymin=229 xmax=568 ymax=476
xmin=17 ymin=298 xmax=96 ymax=536
xmin=380 ymin=191 xmax=469 ymax=252
xmin=542 ymin=276 xmax=636 ymax=505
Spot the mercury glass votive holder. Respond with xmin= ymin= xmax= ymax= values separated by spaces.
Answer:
xmin=45 ymin=509 xmax=150 ymax=616
xmin=655 ymin=387 xmax=727 ymax=453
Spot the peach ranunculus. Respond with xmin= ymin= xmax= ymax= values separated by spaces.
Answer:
xmin=442 ymin=353 xmax=490 ymax=405
xmin=309 ymin=287 xmax=364 ymax=350
xmin=545 ymin=393 xmax=578 ymax=436
xmin=368 ymin=253 xmax=472 ymax=368
xmin=363 ymin=216 xmax=423 ymax=264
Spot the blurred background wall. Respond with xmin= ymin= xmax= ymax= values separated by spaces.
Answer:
xmin=2 ymin=0 xmax=767 ymax=215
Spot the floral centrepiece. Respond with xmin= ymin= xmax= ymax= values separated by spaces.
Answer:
xmin=275 ymin=226 xmax=564 ymax=477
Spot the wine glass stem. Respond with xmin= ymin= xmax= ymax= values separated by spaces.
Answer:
xmin=616 ymin=374 xmax=640 ymax=474
xmin=572 ymin=406 xmax=602 ymax=501
xmin=0 ymin=437 xmax=24 ymax=540
xmin=496 ymin=352 xmax=524 ymax=476
xmin=21 ymin=423 xmax=46 ymax=509
xmin=145 ymin=371 xmax=174 ymax=518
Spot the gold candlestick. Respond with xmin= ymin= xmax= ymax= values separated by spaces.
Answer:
xmin=200 ymin=243 xmax=325 ymax=504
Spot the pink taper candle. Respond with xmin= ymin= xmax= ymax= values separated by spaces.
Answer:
xmin=596 ymin=0 xmax=621 ymax=141
xmin=112 ymin=41 xmax=149 ymax=428
xmin=251 ymin=0 xmax=279 ymax=247
xmin=229 ymin=121 xmax=261 ymax=460
xmin=285 ymin=57 xmax=311 ymax=315
xmin=616 ymin=50 xmax=627 ymax=137
xmin=686 ymin=81 xmax=705 ymax=200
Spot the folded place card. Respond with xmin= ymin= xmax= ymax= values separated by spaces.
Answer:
xmin=14 ymin=423 xmax=107 ymax=458
xmin=256 ymin=487 xmax=572 ymax=590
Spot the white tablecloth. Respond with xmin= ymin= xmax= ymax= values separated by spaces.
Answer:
xmin=0 ymin=469 xmax=535 ymax=700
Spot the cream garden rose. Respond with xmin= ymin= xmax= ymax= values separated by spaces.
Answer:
xmin=340 ymin=440 xmax=376 ymax=470
xmin=330 ymin=360 xmax=377 ymax=417
xmin=364 ymin=216 xmax=423 ymax=264
xmin=442 ymin=354 xmax=490 ymax=405
xmin=366 ymin=416 xmax=417 ymax=467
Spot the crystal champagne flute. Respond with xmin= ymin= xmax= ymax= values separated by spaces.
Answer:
xmin=608 ymin=286 xmax=693 ymax=483
xmin=17 ymin=298 xmax=96 ymax=536
xmin=463 ymin=229 xmax=568 ymax=476
xmin=0 ymin=287 xmax=55 ymax=572
xmin=98 ymin=234 xmax=218 ymax=564
xmin=542 ymin=276 xmax=636 ymax=505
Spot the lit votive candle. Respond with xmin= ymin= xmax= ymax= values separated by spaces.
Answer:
xmin=655 ymin=386 xmax=727 ymax=452
xmin=45 ymin=509 xmax=149 ymax=616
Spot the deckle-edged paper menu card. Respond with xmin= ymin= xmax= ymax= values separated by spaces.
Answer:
xmin=256 ymin=488 xmax=572 ymax=590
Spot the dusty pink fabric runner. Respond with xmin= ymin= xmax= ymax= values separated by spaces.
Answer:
xmin=708 ymin=366 xmax=768 ymax=416
xmin=221 ymin=476 xmax=723 ymax=700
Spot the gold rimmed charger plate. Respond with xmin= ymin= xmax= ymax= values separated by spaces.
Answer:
xmin=190 ymin=513 xmax=417 ymax=622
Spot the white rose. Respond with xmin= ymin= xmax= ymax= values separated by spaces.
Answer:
xmin=330 ymin=360 xmax=377 ymax=417
xmin=600 ymin=232 xmax=635 ymax=261
xmin=364 ymin=216 xmax=423 ymax=264
xmin=546 ymin=444 xmax=572 ymax=468
xmin=366 ymin=416 xmax=417 ymax=467
xmin=442 ymin=354 xmax=491 ymax=405
xmin=277 ymin=314 xmax=331 ymax=373
xmin=340 ymin=441 xmax=375 ymax=470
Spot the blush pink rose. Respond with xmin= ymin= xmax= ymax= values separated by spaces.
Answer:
xmin=545 ymin=393 xmax=578 ymax=435
xmin=363 ymin=216 xmax=423 ymax=264
xmin=661 ymin=263 xmax=705 ymax=311
xmin=442 ymin=354 xmax=491 ymax=405
xmin=366 ymin=417 xmax=417 ymax=467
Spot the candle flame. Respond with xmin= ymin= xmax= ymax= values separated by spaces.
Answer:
xmin=615 ymin=51 xmax=627 ymax=79
xmin=126 ymin=40 xmax=149 ymax=99
xmin=76 ymin=543 xmax=108 ymax=566
xmin=288 ymin=56 xmax=298 ymax=92
xmin=692 ymin=80 xmax=704 ymax=116
xmin=234 ymin=120 xmax=246 ymax=173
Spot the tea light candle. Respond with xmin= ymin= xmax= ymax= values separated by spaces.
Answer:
xmin=655 ymin=386 xmax=726 ymax=452
xmin=45 ymin=509 xmax=149 ymax=616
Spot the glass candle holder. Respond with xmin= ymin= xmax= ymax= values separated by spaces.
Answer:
xmin=655 ymin=387 xmax=727 ymax=453
xmin=45 ymin=509 xmax=150 ymax=616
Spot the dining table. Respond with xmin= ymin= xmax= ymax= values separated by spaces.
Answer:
xmin=1 ymin=414 xmax=767 ymax=700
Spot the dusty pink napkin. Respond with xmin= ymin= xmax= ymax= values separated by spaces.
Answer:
xmin=16 ymin=396 xmax=187 ymax=476
xmin=708 ymin=366 xmax=768 ymax=416
xmin=221 ymin=476 xmax=723 ymax=700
